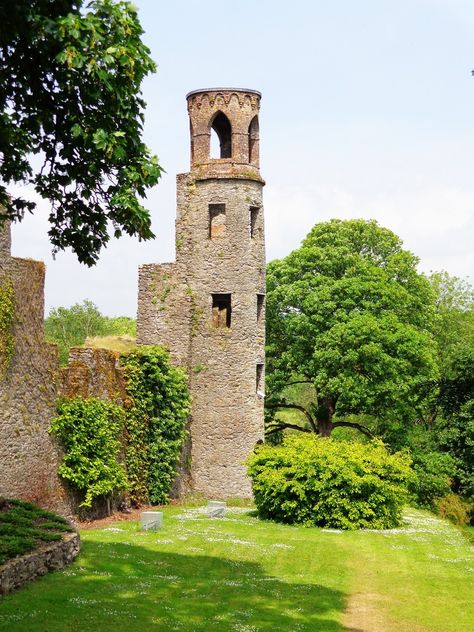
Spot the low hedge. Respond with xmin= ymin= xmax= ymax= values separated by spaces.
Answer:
xmin=0 ymin=498 xmax=73 ymax=564
xmin=247 ymin=435 xmax=412 ymax=529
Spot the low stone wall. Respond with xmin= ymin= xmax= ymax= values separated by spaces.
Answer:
xmin=0 ymin=532 xmax=80 ymax=596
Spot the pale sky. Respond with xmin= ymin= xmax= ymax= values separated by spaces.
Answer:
xmin=10 ymin=0 xmax=474 ymax=316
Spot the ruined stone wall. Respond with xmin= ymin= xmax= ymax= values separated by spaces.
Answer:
xmin=0 ymin=221 xmax=68 ymax=514
xmin=137 ymin=262 xmax=192 ymax=367
xmin=61 ymin=347 xmax=127 ymax=404
xmin=137 ymin=88 xmax=266 ymax=498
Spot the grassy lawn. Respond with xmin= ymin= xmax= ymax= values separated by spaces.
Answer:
xmin=0 ymin=506 xmax=472 ymax=631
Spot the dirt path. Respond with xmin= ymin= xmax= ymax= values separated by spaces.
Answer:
xmin=343 ymin=591 xmax=429 ymax=632
xmin=77 ymin=506 xmax=155 ymax=530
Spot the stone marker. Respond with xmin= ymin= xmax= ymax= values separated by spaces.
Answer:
xmin=207 ymin=501 xmax=226 ymax=518
xmin=140 ymin=511 xmax=163 ymax=531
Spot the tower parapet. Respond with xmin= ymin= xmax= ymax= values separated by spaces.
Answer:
xmin=187 ymin=88 xmax=262 ymax=181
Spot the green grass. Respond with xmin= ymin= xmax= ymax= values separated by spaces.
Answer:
xmin=0 ymin=499 xmax=73 ymax=565
xmin=0 ymin=506 xmax=472 ymax=631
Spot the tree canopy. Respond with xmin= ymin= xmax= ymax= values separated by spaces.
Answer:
xmin=0 ymin=0 xmax=161 ymax=265
xmin=266 ymin=219 xmax=439 ymax=437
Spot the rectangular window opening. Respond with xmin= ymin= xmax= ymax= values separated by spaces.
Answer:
xmin=209 ymin=204 xmax=226 ymax=239
xmin=256 ymin=363 xmax=264 ymax=394
xmin=212 ymin=293 xmax=231 ymax=328
xmin=257 ymin=294 xmax=265 ymax=321
xmin=250 ymin=206 xmax=259 ymax=238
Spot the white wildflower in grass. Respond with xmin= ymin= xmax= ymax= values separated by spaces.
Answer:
xmin=68 ymin=597 xmax=99 ymax=605
xmin=0 ymin=613 xmax=29 ymax=623
xmin=186 ymin=546 xmax=205 ymax=553
xmin=102 ymin=527 xmax=125 ymax=532
xmin=102 ymin=610 xmax=137 ymax=618
xmin=231 ymin=624 xmax=258 ymax=632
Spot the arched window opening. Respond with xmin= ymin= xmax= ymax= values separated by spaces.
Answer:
xmin=210 ymin=112 xmax=232 ymax=159
xmin=248 ymin=115 xmax=259 ymax=164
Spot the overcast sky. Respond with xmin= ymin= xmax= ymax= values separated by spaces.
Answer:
xmin=10 ymin=0 xmax=474 ymax=316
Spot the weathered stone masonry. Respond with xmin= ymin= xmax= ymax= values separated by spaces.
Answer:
xmin=138 ymin=88 xmax=266 ymax=497
xmin=0 ymin=220 xmax=68 ymax=513
xmin=0 ymin=218 xmax=127 ymax=514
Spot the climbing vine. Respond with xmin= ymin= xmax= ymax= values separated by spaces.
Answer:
xmin=121 ymin=346 xmax=190 ymax=505
xmin=50 ymin=346 xmax=190 ymax=510
xmin=0 ymin=277 xmax=15 ymax=379
xmin=50 ymin=397 xmax=128 ymax=508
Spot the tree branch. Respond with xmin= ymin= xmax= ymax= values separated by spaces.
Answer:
xmin=265 ymin=422 xmax=311 ymax=435
xmin=283 ymin=380 xmax=314 ymax=388
xmin=266 ymin=401 xmax=318 ymax=433
xmin=331 ymin=420 xmax=374 ymax=439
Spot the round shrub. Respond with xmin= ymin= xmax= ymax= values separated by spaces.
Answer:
xmin=247 ymin=435 xmax=412 ymax=529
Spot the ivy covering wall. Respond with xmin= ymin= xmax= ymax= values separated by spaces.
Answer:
xmin=51 ymin=346 xmax=190 ymax=510
xmin=0 ymin=277 xmax=14 ymax=379
xmin=121 ymin=346 xmax=190 ymax=505
xmin=50 ymin=397 xmax=127 ymax=508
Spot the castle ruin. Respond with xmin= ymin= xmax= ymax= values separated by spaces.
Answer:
xmin=137 ymin=88 xmax=266 ymax=497
xmin=0 ymin=87 xmax=266 ymax=510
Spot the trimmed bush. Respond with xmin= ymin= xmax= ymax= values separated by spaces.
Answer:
xmin=0 ymin=498 xmax=73 ymax=564
xmin=247 ymin=435 xmax=412 ymax=529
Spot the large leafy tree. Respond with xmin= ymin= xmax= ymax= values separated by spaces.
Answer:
xmin=0 ymin=0 xmax=161 ymax=265
xmin=266 ymin=219 xmax=438 ymax=438
xmin=432 ymin=276 xmax=474 ymax=496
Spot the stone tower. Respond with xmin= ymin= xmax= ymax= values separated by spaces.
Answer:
xmin=137 ymin=88 xmax=265 ymax=497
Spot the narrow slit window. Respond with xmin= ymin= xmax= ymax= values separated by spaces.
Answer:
xmin=256 ymin=363 xmax=264 ymax=394
xmin=250 ymin=206 xmax=259 ymax=238
xmin=257 ymin=294 xmax=265 ymax=321
xmin=209 ymin=204 xmax=226 ymax=239
xmin=212 ymin=293 xmax=231 ymax=328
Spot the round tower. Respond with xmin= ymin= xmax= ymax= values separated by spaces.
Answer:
xmin=138 ymin=88 xmax=266 ymax=497
xmin=181 ymin=88 xmax=265 ymax=497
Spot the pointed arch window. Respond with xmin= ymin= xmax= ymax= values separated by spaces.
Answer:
xmin=248 ymin=115 xmax=259 ymax=164
xmin=210 ymin=112 xmax=232 ymax=158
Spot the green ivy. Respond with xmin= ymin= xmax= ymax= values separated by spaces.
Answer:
xmin=50 ymin=346 xmax=190 ymax=510
xmin=0 ymin=277 xmax=14 ymax=378
xmin=121 ymin=346 xmax=190 ymax=505
xmin=50 ymin=397 xmax=128 ymax=507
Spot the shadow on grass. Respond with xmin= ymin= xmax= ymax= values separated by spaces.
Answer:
xmin=0 ymin=539 xmax=355 ymax=631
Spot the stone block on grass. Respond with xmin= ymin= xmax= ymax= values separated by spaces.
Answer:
xmin=140 ymin=511 xmax=163 ymax=531
xmin=207 ymin=501 xmax=226 ymax=517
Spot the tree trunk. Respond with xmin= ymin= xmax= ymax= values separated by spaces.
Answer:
xmin=317 ymin=397 xmax=334 ymax=437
